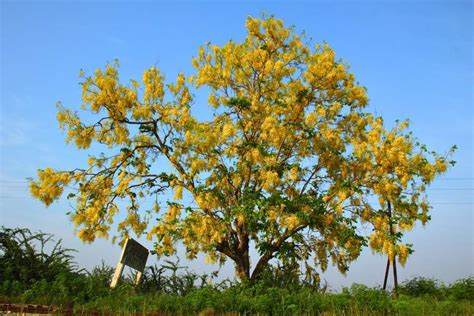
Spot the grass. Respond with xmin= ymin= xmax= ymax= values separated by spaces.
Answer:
xmin=1 ymin=226 xmax=472 ymax=315
xmin=2 ymin=276 xmax=473 ymax=315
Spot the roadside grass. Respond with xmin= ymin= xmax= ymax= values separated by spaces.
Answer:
xmin=2 ymin=275 xmax=473 ymax=315
xmin=1 ymin=227 xmax=472 ymax=315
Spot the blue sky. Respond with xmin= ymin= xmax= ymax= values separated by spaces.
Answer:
xmin=1 ymin=0 xmax=472 ymax=289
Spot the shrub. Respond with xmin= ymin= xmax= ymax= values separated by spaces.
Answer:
xmin=399 ymin=276 xmax=443 ymax=298
xmin=446 ymin=276 xmax=474 ymax=301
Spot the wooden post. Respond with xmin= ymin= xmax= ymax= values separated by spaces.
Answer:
xmin=110 ymin=239 xmax=129 ymax=288
xmin=135 ymin=271 xmax=143 ymax=285
xmin=110 ymin=262 xmax=125 ymax=288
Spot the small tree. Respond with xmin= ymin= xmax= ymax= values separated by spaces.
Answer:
xmin=0 ymin=227 xmax=77 ymax=286
xmin=30 ymin=16 xmax=453 ymax=281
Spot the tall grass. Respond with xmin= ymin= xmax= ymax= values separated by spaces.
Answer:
xmin=1 ymin=226 xmax=472 ymax=315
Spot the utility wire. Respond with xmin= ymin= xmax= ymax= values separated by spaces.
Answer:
xmin=0 ymin=196 xmax=472 ymax=205
xmin=1 ymin=185 xmax=473 ymax=190
xmin=1 ymin=178 xmax=473 ymax=182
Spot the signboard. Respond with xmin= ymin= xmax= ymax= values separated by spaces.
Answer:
xmin=121 ymin=238 xmax=149 ymax=272
xmin=110 ymin=238 xmax=149 ymax=288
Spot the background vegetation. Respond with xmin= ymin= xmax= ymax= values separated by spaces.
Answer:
xmin=0 ymin=226 xmax=472 ymax=315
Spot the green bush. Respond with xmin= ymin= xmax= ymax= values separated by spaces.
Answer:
xmin=399 ymin=276 xmax=443 ymax=298
xmin=344 ymin=283 xmax=392 ymax=312
xmin=446 ymin=276 xmax=474 ymax=301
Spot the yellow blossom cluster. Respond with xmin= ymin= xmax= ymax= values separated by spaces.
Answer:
xmin=30 ymin=168 xmax=72 ymax=206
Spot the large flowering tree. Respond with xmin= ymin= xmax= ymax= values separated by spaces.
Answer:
xmin=30 ymin=16 xmax=453 ymax=281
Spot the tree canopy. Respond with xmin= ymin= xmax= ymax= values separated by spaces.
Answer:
xmin=30 ymin=16 xmax=453 ymax=281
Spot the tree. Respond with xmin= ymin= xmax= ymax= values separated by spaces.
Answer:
xmin=0 ymin=227 xmax=77 ymax=286
xmin=30 ymin=16 xmax=453 ymax=281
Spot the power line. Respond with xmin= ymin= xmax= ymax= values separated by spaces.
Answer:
xmin=436 ymin=178 xmax=474 ymax=180
xmin=1 ymin=185 xmax=473 ymax=190
xmin=427 ymin=189 xmax=474 ymax=191
xmin=0 ymin=181 xmax=29 ymax=183
xmin=0 ymin=186 xmax=29 ymax=188
xmin=431 ymin=203 xmax=473 ymax=205
xmin=1 ymin=177 xmax=473 ymax=182
xmin=0 ymin=196 xmax=27 ymax=198
xmin=0 ymin=196 xmax=471 ymax=205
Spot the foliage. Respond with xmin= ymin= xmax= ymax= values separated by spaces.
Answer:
xmin=399 ymin=276 xmax=474 ymax=301
xmin=137 ymin=258 xmax=226 ymax=295
xmin=446 ymin=276 xmax=474 ymax=301
xmin=399 ymin=276 xmax=444 ymax=298
xmin=0 ymin=226 xmax=79 ymax=288
xmin=29 ymin=15 xmax=454 ymax=280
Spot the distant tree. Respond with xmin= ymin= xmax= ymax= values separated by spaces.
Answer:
xmin=30 ymin=16 xmax=454 ymax=281
xmin=0 ymin=227 xmax=77 ymax=285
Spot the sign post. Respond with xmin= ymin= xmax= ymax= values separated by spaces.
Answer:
xmin=110 ymin=238 xmax=149 ymax=288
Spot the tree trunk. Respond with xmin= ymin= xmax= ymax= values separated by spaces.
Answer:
xmin=236 ymin=229 xmax=250 ymax=281
xmin=236 ymin=260 xmax=250 ymax=280
xmin=234 ymin=243 xmax=250 ymax=281
xmin=250 ymin=253 xmax=273 ymax=280
xmin=387 ymin=200 xmax=399 ymax=297
xmin=383 ymin=256 xmax=390 ymax=290
xmin=393 ymin=255 xmax=399 ymax=297
xmin=216 ymin=235 xmax=250 ymax=281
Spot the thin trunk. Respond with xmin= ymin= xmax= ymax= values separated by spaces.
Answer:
xmin=387 ymin=200 xmax=399 ymax=296
xmin=393 ymin=255 xmax=399 ymax=297
xmin=383 ymin=256 xmax=390 ymax=290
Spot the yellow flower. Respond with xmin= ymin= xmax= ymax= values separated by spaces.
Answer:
xmin=222 ymin=123 xmax=236 ymax=138
xmin=435 ymin=159 xmax=447 ymax=173
xmin=236 ymin=213 xmax=245 ymax=225
xmin=285 ymin=214 xmax=300 ymax=230
xmin=262 ymin=170 xmax=279 ymax=190
xmin=289 ymin=167 xmax=299 ymax=181
xmin=173 ymin=186 xmax=183 ymax=200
